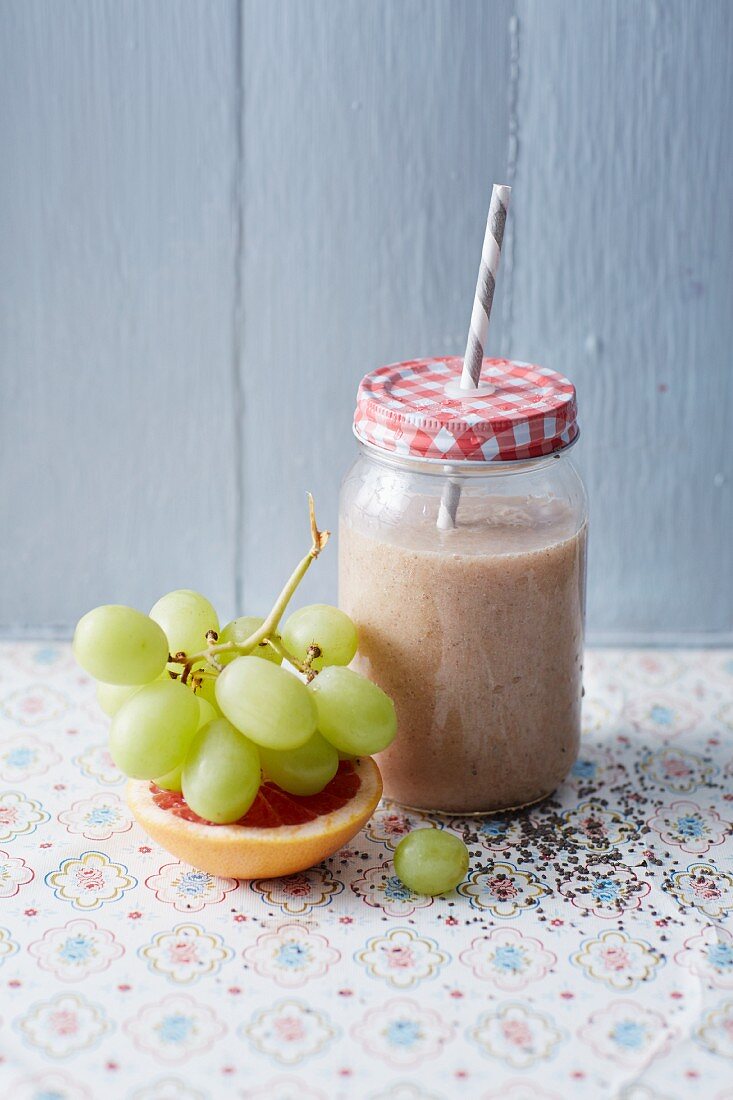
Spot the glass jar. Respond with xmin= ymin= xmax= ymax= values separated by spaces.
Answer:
xmin=338 ymin=357 xmax=588 ymax=814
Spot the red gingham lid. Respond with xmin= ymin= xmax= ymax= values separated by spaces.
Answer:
xmin=353 ymin=356 xmax=578 ymax=463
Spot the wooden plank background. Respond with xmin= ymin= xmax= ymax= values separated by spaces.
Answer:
xmin=1 ymin=0 xmax=731 ymax=641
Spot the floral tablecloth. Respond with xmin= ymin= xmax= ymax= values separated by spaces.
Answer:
xmin=0 ymin=643 xmax=732 ymax=1099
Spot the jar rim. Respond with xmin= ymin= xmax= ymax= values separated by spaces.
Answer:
xmin=354 ymin=430 xmax=580 ymax=477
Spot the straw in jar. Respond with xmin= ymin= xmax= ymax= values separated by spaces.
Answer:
xmin=437 ymin=183 xmax=511 ymax=531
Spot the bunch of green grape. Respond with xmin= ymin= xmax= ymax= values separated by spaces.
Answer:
xmin=73 ymin=591 xmax=397 ymax=824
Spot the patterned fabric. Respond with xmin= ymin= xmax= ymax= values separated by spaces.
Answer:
xmin=353 ymin=357 xmax=578 ymax=461
xmin=0 ymin=643 xmax=731 ymax=1099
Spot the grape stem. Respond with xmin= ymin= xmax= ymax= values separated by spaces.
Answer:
xmin=264 ymin=637 xmax=321 ymax=682
xmin=174 ymin=494 xmax=330 ymax=684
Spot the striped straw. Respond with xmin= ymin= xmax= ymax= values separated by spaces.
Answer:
xmin=437 ymin=183 xmax=511 ymax=530
xmin=460 ymin=183 xmax=511 ymax=389
xmin=436 ymin=479 xmax=462 ymax=531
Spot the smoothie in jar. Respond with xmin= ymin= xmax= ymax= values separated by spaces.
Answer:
xmin=338 ymin=356 xmax=587 ymax=814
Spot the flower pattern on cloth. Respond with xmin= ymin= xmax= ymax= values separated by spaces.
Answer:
xmin=57 ymin=791 xmax=132 ymax=841
xmin=10 ymin=1070 xmax=93 ymax=1100
xmin=459 ymin=928 xmax=556 ymax=991
xmin=578 ymin=1000 xmax=675 ymax=1068
xmin=243 ymin=999 xmax=336 ymax=1065
xmin=355 ymin=927 xmax=448 ymax=989
xmin=469 ymin=1003 xmax=563 ymax=1068
xmin=124 ymin=995 xmax=225 ymax=1063
xmin=0 ymin=735 xmax=62 ymax=783
xmin=457 ymin=862 xmax=551 ymax=917
xmin=1 ymin=684 xmax=68 ymax=727
xmin=243 ymin=922 xmax=340 ymax=988
xmin=0 ymin=789 xmax=49 ymax=841
xmin=29 ymin=918 xmax=123 ymax=981
xmin=557 ymin=860 xmax=651 ymax=919
xmin=132 ymin=1079 xmax=206 ymax=1100
xmin=139 ymin=923 xmax=232 ymax=984
xmin=351 ymin=862 xmax=434 ymax=917
xmin=0 ymin=643 xmax=731 ymax=1097
xmin=560 ymin=799 xmax=636 ymax=851
xmin=0 ymin=847 xmax=34 ymax=898
xmin=450 ymin=813 xmax=525 ymax=854
xmin=17 ymin=992 xmax=110 ymax=1059
xmin=250 ymin=868 xmax=343 ymax=916
xmin=674 ymin=926 xmax=733 ymax=988
xmin=365 ymin=803 xmax=439 ymax=850
xmin=695 ymin=1001 xmax=733 ymax=1059
xmin=351 ymin=997 xmax=454 ymax=1067
xmin=571 ymin=930 xmax=664 ymax=991
xmin=638 ymin=746 xmax=718 ymax=793
xmin=45 ymin=851 xmax=136 ymax=911
xmin=0 ymin=926 xmax=19 ymax=965
xmin=646 ymin=799 xmax=730 ymax=855
xmin=624 ymin=692 xmax=702 ymax=738
xmin=72 ymin=743 xmax=124 ymax=786
xmin=240 ymin=1078 xmax=328 ymax=1100
xmin=664 ymin=863 xmax=733 ymax=920
xmin=145 ymin=862 xmax=237 ymax=913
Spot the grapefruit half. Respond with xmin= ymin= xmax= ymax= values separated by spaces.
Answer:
xmin=127 ymin=757 xmax=382 ymax=879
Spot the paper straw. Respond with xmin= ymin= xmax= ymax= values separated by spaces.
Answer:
xmin=438 ymin=183 xmax=511 ymax=529
xmin=460 ymin=184 xmax=511 ymax=389
xmin=437 ymin=479 xmax=462 ymax=531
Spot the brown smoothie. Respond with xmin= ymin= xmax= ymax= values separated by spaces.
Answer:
xmin=339 ymin=494 xmax=587 ymax=813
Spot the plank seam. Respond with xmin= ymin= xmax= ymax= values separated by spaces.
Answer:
xmin=501 ymin=4 xmax=520 ymax=356
xmin=232 ymin=0 xmax=246 ymax=613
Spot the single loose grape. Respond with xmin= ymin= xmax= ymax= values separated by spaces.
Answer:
xmin=149 ymin=589 xmax=219 ymax=661
xmin=74 ymin=605 xmax=169 ymax=686
xmin=308 ymin=666 xmax=396 ymax=755
xmin=153 ymin=695 xmax=217 ymax=791
xmin=109 ymin=679 xmax=200 ymax=780
xmin=217 ymin=616 xmax=282 ymax=666
xmin=281 ymin=604 xmax=358 ymax=671
xmin=394 ymin=829 xmax=469 ymax=895
xmin=215 ymin=656 xmax=317 ymax=751
xmin=259 ymin=731 xmax=339 ymax=796
xmin=182 ymin=718 xmax=261 ymax=823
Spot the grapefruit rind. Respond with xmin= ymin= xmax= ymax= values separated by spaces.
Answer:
xmin=126 ymin=755 xmax=382 ymax=879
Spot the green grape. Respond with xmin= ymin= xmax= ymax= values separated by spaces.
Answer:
xmin=96 ymin=671 xmax=169 ymax=717
xmin=96 ymin=681 xmax=144 ymax=717
xmin=149 ymin=589 xmax=219 ymax=661
xmin=259 ymin=731 xmax=339 ymax=796
xmin=193 ymin=667 xmax=221 ymax=711
xmin=195 ymin=696 xmax=219 ymax=728
xmin=215 ymin=656 xmax=317 ymax=750
xmin=154 ymin=762 xmax=183 ymax=792
xmin=182 ymin=718 xmax=261 ymax=823
xmin=218 ymin=616 xmax=282 ymax=666
xmin=393 ymin=829 xmax=469 ymax=895
xmin=308 ymin=666 xmax=396 ymax=755
xmin=281 ymin=604 xmax=358 ymax=671
xmin=153 ymin=694 xmax=217 ymax=791
xmin=109 ymin=679 xmax=200 ymax=780
xmin=74 ymin=605 xmax=169 ymax=686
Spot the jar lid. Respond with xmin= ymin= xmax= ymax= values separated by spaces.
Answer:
xmin=354 ymin=356 xmax=578 ymax=463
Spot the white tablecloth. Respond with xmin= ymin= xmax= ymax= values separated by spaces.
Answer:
xmin=0 ymin=643 xmax=731 ymax=1099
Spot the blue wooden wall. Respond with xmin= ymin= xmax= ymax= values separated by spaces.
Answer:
xmin=1 ymin=0 xmax=731 ymax=641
